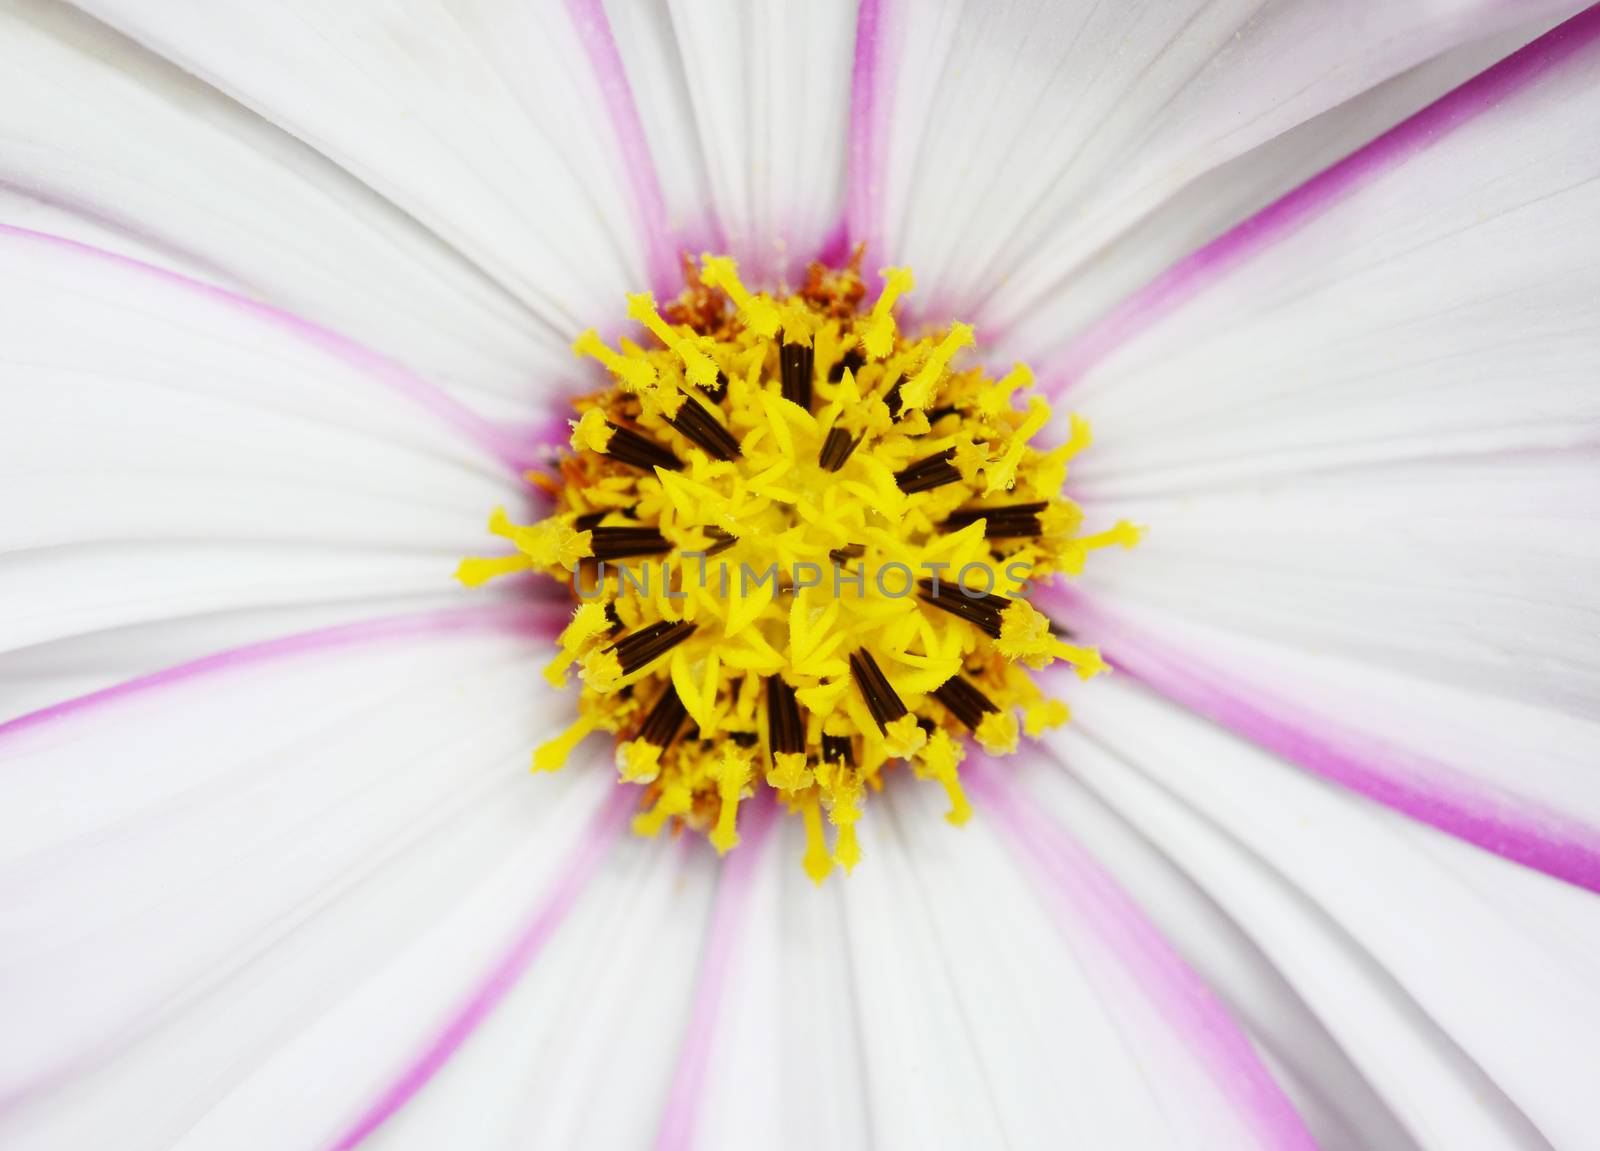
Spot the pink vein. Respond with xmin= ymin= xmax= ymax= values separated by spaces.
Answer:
xmin=653 ymin=795 xmax=778 ymax=1151
xmin=1056 ymin=590 xmax=1600 ymax=895
xmin=845 ymin=0 xmax=889 ymax=259
xmin=0 ymin=602 xmax=561 ymax=747
xmin=1042 ymin=4 xmax=1600 ymax=394
xmin=564 ymin=0 xmax=680 ymax=295
xmin=327 ymin=783 xmax=635 ymax=1150
xmin=0 ymin=224 xmax=543 ymax=475
xmin=966 ymin=760 xmax=1317 ymax=1151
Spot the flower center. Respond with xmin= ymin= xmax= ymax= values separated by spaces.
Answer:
xmin=459 ymin=251 xmax=1138 ymax=880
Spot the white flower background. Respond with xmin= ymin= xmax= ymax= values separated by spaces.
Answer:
xmin=2 ymin=1 xmax=1599 ymax=1148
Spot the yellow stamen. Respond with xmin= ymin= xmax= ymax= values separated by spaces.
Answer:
xmin=699 ymin=255 xmax=781 ymax=339
xmin=984 ymin=396 xmax=1051 ymax=495
xmin=627 ymin=293 xmax=720 ymax=390
xmin=779 ymin=301 xmax=822 ymax=346
xmin=860 ymin=267 xmax=914 ymax=359
xmin=459 ymin=253 xmax=1138 ymax=878
xmin=917 ymin=729 xmax=972 ymax=825
xmin=899 ymin=323 xmax=974 ymax=411
xmin=634 ymin=780 xmax=693 ymax=837
xmin=545 ymin=602 xmax=615 ymax=687
xmin=767 ymin=751 xmax=812 ymax=792
xmin=534 ymin=713 xmax=598 ymax=773
xmin=454 ymin=553 xmax=532 ymax=587
xmin=574 ymin=328 xmax=656 ymax=391
xmin=571 ymin=407 xmax=614 ymax=454
xmin=978 ymin=363 xmax=1034 ymax=417
xmin=1023 ymin=699 xmax=1070 ymax=737
xmin=801 ymin=793 xmax=834 ymax=883
xmin=618 ymin=740 xmax=665 ymax=783
xmin=882 ymin=713 xmax=928 ymax=760
xmin=709 ymin=744 xmax=752 ymax=855
xmin=977 ymin=711 xmax=1021 ymax=756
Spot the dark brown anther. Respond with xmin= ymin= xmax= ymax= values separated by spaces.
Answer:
xmin=638 ymin=683 xmax=689 ymax=747
xmin=942 ymin=501 xmax=1047 ymax=538
xmin=588 ymin=526 xmax=673 ymax=560
xmin=818 ymin=426 xmax=862 ymax=472
xmin=916 ymin=578 xmax=1010 ymax=638
xmin=932 ymin=677 xmax=1000 ymax=730
xmin=702 ymin=527 xmax=738 ymax=557
xmin=894 ymin=448 xmax=961 ymax=494
xmin=780 ymin=341 xmax=814 ymax=412
xmin=606 ymin=620 xmax=698 ymax=675
xmin=766 ymin=676 xmax=805 ymax=757
xmin=848 ymin=649 xmax=910 ymax=730
xmin=668 ymin=392 xmax=742 ymax=460
xmin=829 ymin=347 xmax=866 ymax=383
xmin=604 ymin=422 xmax=683 ymax=472
xmin=701 ymin=369 xmax=729 ymax=404
xmin=882 ymin=379 xmax=905 ymax=418
xmin=828 ymin=542 xmax=865 ymax=564
xmin=821 ymin=733 xmax=856 ymax=767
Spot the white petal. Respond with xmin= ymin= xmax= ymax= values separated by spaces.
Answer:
xmin=0 ymin=227 xmax=528 ymax=694
xmin=1012 ymin=752 xmax=1419 ymax=1151
xmin=600 ymin=0 xmax=721 ymax=255
xmin=1050 ymin=11 xmax=1600 ymax=884
xmin=667 ymin=779 xmax=1313 ymax=1149
xmin=996 ymin=18 xmax=1563 ymax=369
xmin=1058 ymin=587 xmax=1600 ymax=889
xmin=0 ymin=1 xmax=582 ymax=418
xmin=60 ymin=0 xmax=685 ymax=395
xmin=1045 ymin=679 xmax=1600 ymax=1148
xmin=0 ymin=610 xmax=612 ymax=1149
xmin=660 ymin=801 xmax=876 ymax=1151
xmin=231 ymin=795 xmax=708 ymax=1151
xmin=654 ymin=800 xmax=784 ymax=1151
xmin=0 ymin=184 xmax=231 ymax=289
xmin=855 ymin=0 xmax=1584 ymax=331
xmin=608 ymin=0 xmax=857 ymax=284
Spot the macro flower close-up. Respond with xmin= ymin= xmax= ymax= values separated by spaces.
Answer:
xmin=3 ymin=0 xmax=1600 ymax=1147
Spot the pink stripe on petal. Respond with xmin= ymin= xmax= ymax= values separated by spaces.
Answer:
xmin=327 ymin=783 xmax=635 ymax=1150
xmin=814 ymin=214 xmax=853 ymax=267
xmin=1058 ymin=591 xmax=1600 ymax=894
xmin=0 ymin=225 xmax=545 ymax=475
xmin=564 ymin=0 xmax=681 ymax=295
xmin=0 ymin=602 xmax=562 ymax=747
xmin=654 ymin=795 xmax=778 ymax=1151
xmin=965 ymin=760 xmax=1316 ymax=1151
xmin=1041 ymin=4 xmax=1600 ymax=395
xmin=846 ymin=0 xmax=891 ymax=260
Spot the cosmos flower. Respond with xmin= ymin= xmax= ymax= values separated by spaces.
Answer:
xmin=2 ymin=0 xmax=1599 ymax=1148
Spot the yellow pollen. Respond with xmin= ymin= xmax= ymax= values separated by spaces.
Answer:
xmin=460 ymin=252 xmax=1137 ymax=877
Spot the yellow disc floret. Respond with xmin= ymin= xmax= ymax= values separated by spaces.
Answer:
xmin=458 ymin=249 xmax=1139 ymax=879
